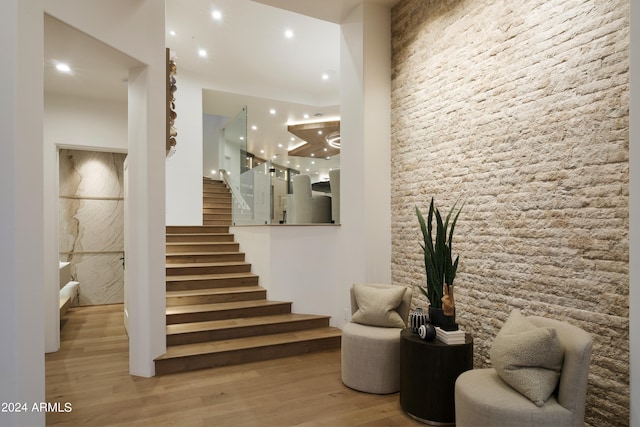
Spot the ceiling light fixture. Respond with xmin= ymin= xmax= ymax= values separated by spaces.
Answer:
xmin=198 ymin=49 xmax=207 ymax=57
xmin=322 ymin=73 xmax=329 ymax=80
xmin=284 ymin=29 xmax=294 ymax=39
xmin=212 ymin=10 xmax=222 ymax=20
xmin=270 ymin=108 xmax=276 ymax=115
xmin=55 ymin=63 xmax=71 ymax=73
xmin=326 ymin=131 xmax=341 ymax=149
xmin=169 ymin=30 xmax=176 ymax=36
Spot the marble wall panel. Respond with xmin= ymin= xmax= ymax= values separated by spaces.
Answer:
xmin=61 ymin=253 xmax=124 ymax=305
xmin=59 ymin=149 xmax=126 ymax=306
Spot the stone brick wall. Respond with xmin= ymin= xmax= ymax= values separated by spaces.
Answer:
xmin=390 ymin=0 xmax=629 ymax=425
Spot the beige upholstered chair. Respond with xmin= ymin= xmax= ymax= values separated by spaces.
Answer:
xmin=455 ymin=316 xmax=593 ymax=427
xmin=341 ymin=283 xmax=412 ymax=394
xmin=291 ymin=174 xmax=331 ymax=223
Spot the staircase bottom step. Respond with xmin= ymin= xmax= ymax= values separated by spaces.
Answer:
xmin=155 ymin=328 xmax=341 ymax=375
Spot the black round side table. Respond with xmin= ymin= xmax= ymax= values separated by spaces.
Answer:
xmin=400 ymin=328 xmax=473 ymax=425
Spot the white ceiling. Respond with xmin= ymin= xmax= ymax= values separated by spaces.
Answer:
xmin=44 ymin=0 xmax=401 ymax=177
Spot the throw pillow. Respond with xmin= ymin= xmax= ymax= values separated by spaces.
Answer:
xmin=489 ymin=309 xmax=564 ymax=407
xmin=351 ymin=284 xmax=406 ymax=328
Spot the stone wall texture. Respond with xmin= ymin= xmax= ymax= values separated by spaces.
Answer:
xmin=390 ymin=0 xmax=629 ymax=425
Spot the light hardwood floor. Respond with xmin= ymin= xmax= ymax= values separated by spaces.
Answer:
xmin=46 ymin=304 xmax=423 ymax=427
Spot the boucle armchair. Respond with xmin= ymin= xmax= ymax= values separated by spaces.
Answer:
xmin=341 ymin=283 xmax=412 ymax=394
xmin=455 ymin=315 xmax=593 ymax=427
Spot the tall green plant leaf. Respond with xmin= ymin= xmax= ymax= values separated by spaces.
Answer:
xmin=416 ymin=198 xmax=464 ymax=308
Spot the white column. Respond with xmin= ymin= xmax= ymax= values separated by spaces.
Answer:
xmin=0 ymin=0 xmax=46 ymax=426
xmin=336 ymin=3 xmax=392 ymax=325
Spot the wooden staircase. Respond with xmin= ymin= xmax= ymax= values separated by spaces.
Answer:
xmin=203 ymin=178 xmax=232 ymax=226
xmin=155 ymin=179 xmax=341 ymax=375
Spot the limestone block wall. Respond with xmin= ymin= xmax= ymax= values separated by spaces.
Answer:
xmin=390 ymin=0 xmax=629 ymax=425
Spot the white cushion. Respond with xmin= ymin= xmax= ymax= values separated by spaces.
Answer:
xmin=489 ymin=309 xmax=564 ymax=406
xmin=351 ymin=283 xmax=406 ymax=328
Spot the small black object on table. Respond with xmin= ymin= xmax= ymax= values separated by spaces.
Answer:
xmin=400 ymin=328 xmax=473 ymax=425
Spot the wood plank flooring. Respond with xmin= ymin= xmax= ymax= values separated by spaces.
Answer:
xmin=46 ymin=304 xmax=423 ymax=427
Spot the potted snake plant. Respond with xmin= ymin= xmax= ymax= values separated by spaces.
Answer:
xmin=416 ymin=197 xmax=464 ymax=331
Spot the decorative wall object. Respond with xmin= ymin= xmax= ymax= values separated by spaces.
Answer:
xmin=167 ymin=48 xmax=177 ymax=157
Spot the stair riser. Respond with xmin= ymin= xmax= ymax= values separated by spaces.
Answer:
xmin=155 ymin=337 xmax=341 ymax=375
xmin=166 ymin=276 xmax=259 ymax=291
xmin=166 ymin=303 xmax=292 ymax=325
xmin=167 ymin=226 xmax=229 ymax=234
xmin=203 ymin=213 xmax=232 ymax=218
xmin=203 ymin=220 xmax=233 ymax=226
xmin=203 ymin=208 xmax=233 ymax=214
xmin=167 ymin=318 xmax=330 ymax=346
xmin=203 ymin=197 xmax=231 ymax=202
xmin=166 ymin=253 xmax=245 ymax=264
xmin=166 ymin=243 xmax=239 ymax=253
xmin=166 ymin=290 xmax=267 ymax=307
xmin=166 ymin=234 xmax=234 ymax=243
xmin=166 ymin=264 xmax=251 ymax=276
xmin=203 ymin=188 xmax=230 ymax=195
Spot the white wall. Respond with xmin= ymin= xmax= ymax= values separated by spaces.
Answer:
xmin=203 ymin=114 xmax=229 ymax=178
xmin=166 ymin=69 xmax=205 ymax=225
xmin=45 ymin=94 xmax=128 ymax=152
xmin=0 ymin=2 xmax=45 ymax=426
xmin=230 ymin=4 xmax=392 ymax=329
xmin=334 ymin=3 xmax=392 ymax=315
xmin=233 ymin=226 xmax=342 ymax=323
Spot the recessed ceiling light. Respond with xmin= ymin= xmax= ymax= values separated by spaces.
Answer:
xmin=278 ymin=144 xmax=283 ymax=148
xmin=260 ymin=149 xmax=265 ymax=154
xmin=270 ymin=109 xmax=276 ymax=115
xmin=239 ymin=136 xmax=244 ymax=140
xmin=311 ymin=161 xmax=315 ymax=165
xmin=212 ymin=10 xmax=222 ymax=20
xmin=169 ymin=30 xmax=176 ymax=36
xmin=284 ymin=29 xmax=294 ymax=39
xmin=322 ymin=73 xmax=329 ymax=80
xmin=290 ymin=137 xmax=295 ymax=141
xmin=251 ymin=125 xmax=257 ymax=130
xmin=55 ymin=63 xmax=71 ymax=73
xmin=311 ymin=153 xmax=315 ymax=157
xmin=303 ymin=114 xmax=309 ymax=119
xmin=198 ymin=49 xmax=207 ymax=57
xmin=318 ymin=130 xmax=323 ymax=135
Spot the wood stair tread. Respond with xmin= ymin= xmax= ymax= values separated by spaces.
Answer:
xmin=166 ymin=251 xmax=241 ymax=256
xmin=166 ymin=313 xmax=330 ymax=335
xmin=166 ymin=261 xmax=249 ymax=269
xmin=165 ymin=299 xmax=290 ymax=315
xmin=166 ymin=241 xmax=234 ymax=246
xmin=166 ymin=272 xmax=258 ymax=281
xmin=166 ymin=233 xmax=233 ymax=237
xmin=166 ymin=285 xmax=264 ymax=298
xmin=156 ymin=327 xmax=341 ymax=360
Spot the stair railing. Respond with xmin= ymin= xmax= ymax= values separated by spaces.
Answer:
xmin=219 ymin=169 xmax=251 ymax=212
